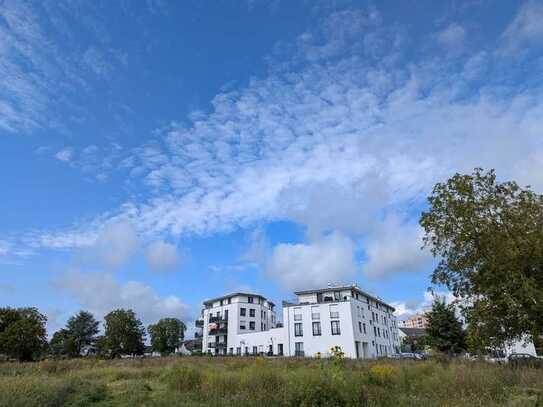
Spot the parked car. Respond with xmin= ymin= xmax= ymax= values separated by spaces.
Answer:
xmin=508 ymin=353 xmax=542 ymax=368
xmin=399 ymin=352 xmax=425 ymax=360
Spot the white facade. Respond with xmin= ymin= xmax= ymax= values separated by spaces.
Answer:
xmin=198 ymin=285 xmax=401 ymax=359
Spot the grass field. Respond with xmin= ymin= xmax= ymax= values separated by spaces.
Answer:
xmin=0 ymin=356 xmax=541 ymax=406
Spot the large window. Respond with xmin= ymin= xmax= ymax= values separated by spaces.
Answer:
xmin=295 ymin=342 xmax=304 ymax=357
xmin=248 ymin=296 xmax=254 ymax=303
xmin=294 ymin=307 xmax=302 ymax=321
xmin=249 ymin=308 xmax=255 ymax=317
xmin=331 ymin=320 xmax=341 ymax=335
xmin=312 ymin=321 xmax=321 ymax=336
xmin=329 ymin=304 xmax=339 ymax=319
xmin=311 ymin=306 xmax=320 ymax=320
xmin=249 ymin=321 xmax=255 ymax=330
xmin=240 ymin=307 xmax=246 ymax=316
xmin=294 ymin=322 xmax=303 ymax=337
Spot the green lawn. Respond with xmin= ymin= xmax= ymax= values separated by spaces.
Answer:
xmin=0 ymin=356 xmax=541 ymax=406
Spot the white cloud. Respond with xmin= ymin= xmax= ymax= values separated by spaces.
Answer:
xmin=55 ymin=148 xmax=74 ymax=162
xmin=56 ymin=271 xmax=190 ymax=325
xmin=436 ymin=23 xmax=466 ymax=52
xmin=145 ymin=241 xmax=180 ymax=272
xmin=362 ymin=215 xmax=433 ymax=279
xmin=91 ymin=222 xmax=139 ymax=268
xmin=391 ymin=290 xmax=455 ymax=319
xmin=501 ymin=1 xmax=543 ymax=53
xmin=266 ymin=232 xmax=357 ymax=291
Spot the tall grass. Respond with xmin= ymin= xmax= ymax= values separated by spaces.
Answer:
xmin=0 ymin=357 xmax=541 ymax=406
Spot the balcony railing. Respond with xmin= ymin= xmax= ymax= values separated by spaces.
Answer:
xmin=208 ymin=342 xmax=227 ymax=348
xmin=209 ymin=316 xmax=228 ymax=323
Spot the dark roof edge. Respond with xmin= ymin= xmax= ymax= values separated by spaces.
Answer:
xmin=203 ymin=292 xmax=275 ymax=306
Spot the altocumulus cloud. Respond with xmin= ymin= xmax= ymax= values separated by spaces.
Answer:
xmin=16 ymin=3 xmax=543 ymax=284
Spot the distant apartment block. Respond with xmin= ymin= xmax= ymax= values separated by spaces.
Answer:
xmin=196 ymin=285 xmax=401 ymax=359
xmin=398 ymin=313 xmax=428 ymax=329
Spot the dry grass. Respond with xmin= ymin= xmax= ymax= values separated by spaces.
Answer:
xmin=0 ymin=357 xmax=541 ymax=406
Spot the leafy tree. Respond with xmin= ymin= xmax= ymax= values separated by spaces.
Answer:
xmin=49 ymin=329 xmax=77 ymax=358
xmin=0 ymin=307 xmax=48 ymax=361
xmin=65 ymin=310 xmax=100 ymax=356
xmin=420 ymin=168 xmax=543 ymax=348
xmin=103 ymin=309 xmax=145 ymax=358
xmin=425 ymin=299 xmax=466 ymax=354
xmin=148 ymin=318 xmax=186 ymax=354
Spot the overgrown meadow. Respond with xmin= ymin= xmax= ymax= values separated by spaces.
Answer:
xmin=0 ymin=357 xmax=541 ymax=406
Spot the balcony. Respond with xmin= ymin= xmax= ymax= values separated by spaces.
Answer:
xmin=208 ymin=342 xmax=227 ymax=348
xmin=208 ymin=326 xmax=228 ymax=335
xmin=209 ymin=316 xmax=227 ymax=323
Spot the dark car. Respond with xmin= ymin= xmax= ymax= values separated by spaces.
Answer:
xmin=508 ymin=353 xmax=542 ymax=368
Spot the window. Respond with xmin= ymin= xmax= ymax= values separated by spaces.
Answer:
xmin=278 ymin=344 xmax=284 ymax=355
xmin=374 ymin=326 xmax=377 ymax=336
xmin=248 ymin=296 xmax=254 ymax=303
xmin=228 ymin=297 xmax=232 ymax=304
xmin=329 ymin=304 xmax=339 ymax=319
xmin=236 ymin=347 xmax=241 ymax=355
xmin=377 ymin=327 xmax=381 ymax=337
xmin=358 ymin=321 xmax=362 ymax=333
xmin=294 ymin=322 xmax=303 ymax=337
xmin=331 ymin=320 xmax=341 ymax=335
xmin=311 ymin=306 xmax=320 ymax=320
xmin=240 ymin=307 xmax=246 ymax=316
xmin=245 ymin=346 xmax=249 ymax=355
xmin=363 ymin=323 xmax=367 ymax=334
xmin=220 ymin=299 xmax=223 ymax=306
xmin=252 ymin=346 xmax=258 ymax=355
xmin=312 ymin=321 xmax=321 ymax=336
xmin=295 ymin=342 xmax=304 ymax=357
xmin=249 ymin=308 xmax=255 ymax=317
xmin=240 ymin=321 xmax=246 ymax=330
xmin=294 ymin=307 xmax=302 ymax=321
xmin=249 ymin=321 xmax=255 ymax=330
xmin=334 ymin=291 xmax=341 ymax=300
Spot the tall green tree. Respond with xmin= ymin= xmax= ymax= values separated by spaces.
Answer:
xmin=420 ymin=168 xmax=543 ymax=348
xmin=103 ymin=309 xmax=145 ymax=358
xmin=425 ymin=299 xmax=466 ymax=354
xmin=0 ymin=307 xmax=48 ymax=361
xmin=66 ymin=310 xmax=100 ymax=356
xmin=49 ymin=329 xmax=77 ymax=357
xmin=148 ymin=318 xmax=186 ymax=354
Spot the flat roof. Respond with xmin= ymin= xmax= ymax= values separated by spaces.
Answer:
xmin=293 ymin=285 xmax=395 ymax=311
xmin=203 ymin=292 xmax=275 ymax=306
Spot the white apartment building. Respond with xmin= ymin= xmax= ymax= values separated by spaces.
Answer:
xmin=197 ymin=285 xmax=401 ymax=359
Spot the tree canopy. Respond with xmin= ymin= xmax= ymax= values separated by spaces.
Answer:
xmin=0 ymin=307 xmax=48 ymax=361
xmin=420 ymin=168 xmax=543 ymax=347
xmin=425 ymin=299 xmax=466 ymax=354
xmin=148 ymin=318 xmax=186 ymax=355
xmin=102 ymin=309 xmax=146 ymax=358
xmin=49 ymin=310 xmax=99 ymax=357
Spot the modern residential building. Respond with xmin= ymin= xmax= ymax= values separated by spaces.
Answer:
xmin=398 ymin=313 xmax=428 ymax=329
xmin=196 ymin=284 xmax=401 ymax=359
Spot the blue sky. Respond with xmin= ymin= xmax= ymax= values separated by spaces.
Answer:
xmin=1 ymin=0 xmax=543 ymax=335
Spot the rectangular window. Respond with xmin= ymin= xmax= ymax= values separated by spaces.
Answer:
xmin=311 ymin=306 xmax=320 ymax=320
xmin=240 ymin=321 xmax=246 ymax=330
xmin=363 ymin=323 xmax=367 ymax=334
xmin=312 ymin=321 xmax=321 ymax=336
xmin=294 ymin=307 xmax=302 ymax=321
xmin=249 ymin=321 xmax=255 ymax=330
xmin=294 ymin=322 xmax=303 ymax=337
xmin=374 ymin=326 xmax=377 ymax=336
xmin=248 ymin=296 xmax=254 ymax=303
xmin=245 ymin=346 xmax=249 ymax=355
xmin=240 ymin=307 xmax=246 ymax=316
xmin=329 ymin=304 xmax=339 ymax=319
xmin=228 ymin=297 xmax=232 ymax=304
xmin=229 ymin=347 xmax=233 ymax=355
xmin=331 ymin=320 xmax=341 ymax=335
xmin=249 ymin=309 xmax=255 ymax=317
xmin=295 ymin=342 xmax=304 ymax=357
xmin=358 ymin=321 xmax=362 ymax=333
xmin=236 ymin=347 xmax=241 ymax=355
xmin=278 ymin=343 xmax=284 ymax=355
xmin=252 ymin=346 xmax=258 ymax=355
